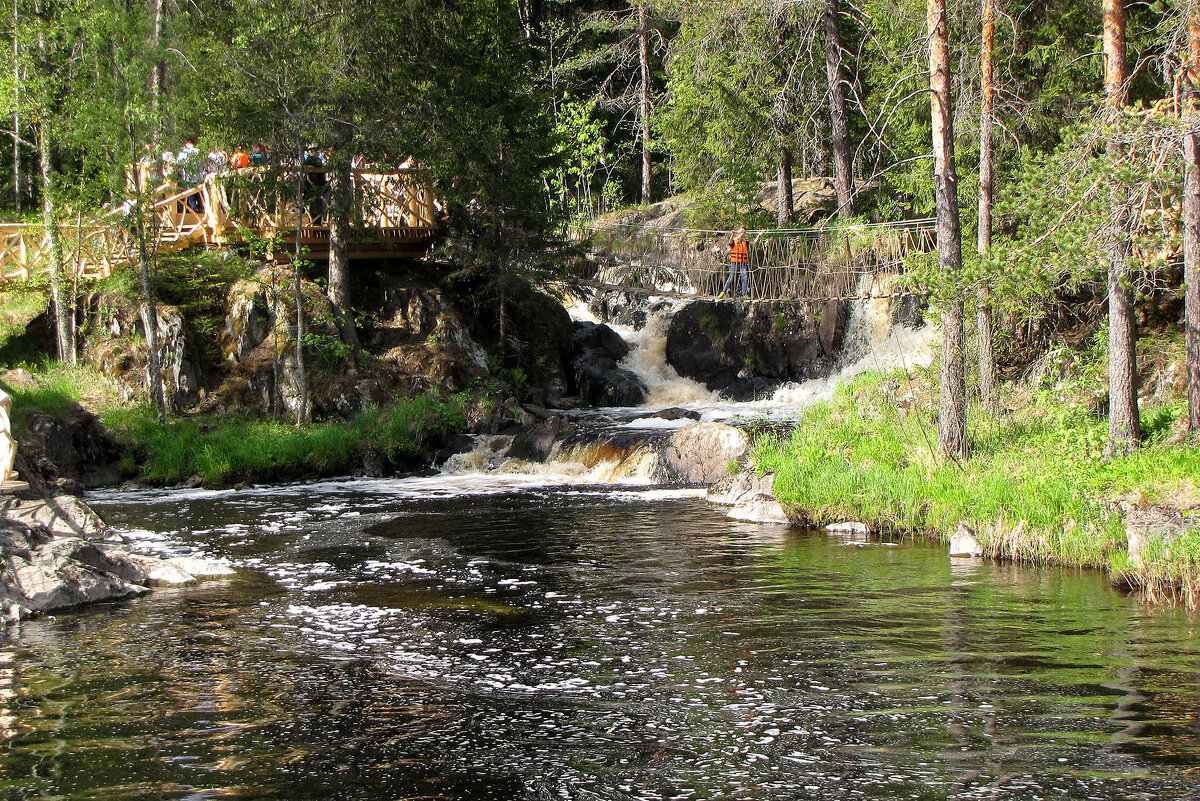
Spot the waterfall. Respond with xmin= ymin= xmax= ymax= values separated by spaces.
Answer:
xmin=579 ymin=274 xmax=936 ymax=422
xmin=436 ymin=280 xmax=936 ymax=484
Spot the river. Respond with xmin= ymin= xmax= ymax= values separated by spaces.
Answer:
xmin=2 ymin=476 xmax=1198 ymax=800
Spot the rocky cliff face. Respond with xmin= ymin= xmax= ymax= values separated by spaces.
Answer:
xmin=665 ymin=300 xmax=847 ymax=400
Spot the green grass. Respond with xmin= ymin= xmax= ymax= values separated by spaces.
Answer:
xmin=751 ymin=369 xmax=1200 ymax=574
xmin=102 ymin=391 xmax=469 ymax=486
xmin=0 ymin=362 xmax=124 ymax=435
xmin=0 ymin=289 xmax=49 ymax=365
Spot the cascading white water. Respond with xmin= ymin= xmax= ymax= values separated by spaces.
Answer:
xmin=574 ymin=273 xmax=936 ymax=425
xmin=438 ymin=280 xmax=935 ymax=483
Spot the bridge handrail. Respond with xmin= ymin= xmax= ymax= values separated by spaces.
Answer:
xmin=0 ymin=166 xmax=439 ymax=284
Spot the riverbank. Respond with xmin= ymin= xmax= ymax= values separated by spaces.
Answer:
xmin=750 ymin=356 xmax=1200 ymax=608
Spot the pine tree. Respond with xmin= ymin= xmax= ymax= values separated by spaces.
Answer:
xmin=1104 ymin=0 xmax=1142 ymax=449
xmin=928 ymin=0 xmax=967 ymax=460
xmin=976 ymin=0 xmax=998 ymax=414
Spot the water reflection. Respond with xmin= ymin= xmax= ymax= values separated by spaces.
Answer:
xmin=0 ymin=480 xmax=1196 ymax=799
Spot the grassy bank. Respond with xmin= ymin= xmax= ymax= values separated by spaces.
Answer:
xmin=750 ymin=363 xmax=1200 ymax=605
xmin=1 ymin=361 xmax=469 ymax=486
xmin=102 ymin=393 xmax=469 ymax=486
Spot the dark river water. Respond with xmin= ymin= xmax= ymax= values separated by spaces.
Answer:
xmin=1 ymin=475 xmax=1199 ymax=800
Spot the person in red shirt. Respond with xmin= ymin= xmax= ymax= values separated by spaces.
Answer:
xmin=230 ymin=147 xmax=250 ymax=170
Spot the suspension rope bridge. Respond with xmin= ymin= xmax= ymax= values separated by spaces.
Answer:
xmin=578 ymin=217 xmax=937 ymax=304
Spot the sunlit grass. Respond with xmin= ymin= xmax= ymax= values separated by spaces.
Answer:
xmin=102 ymin=391 xmax=469 ymax=486
xmin=752 ymin=369 xmax=1200 ymax=574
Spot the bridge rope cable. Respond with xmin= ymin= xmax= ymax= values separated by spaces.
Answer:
xmin=586 ymin=217 xmax=937 ymax=238
xmin=579 ymin=219 xmax=937 ymax=303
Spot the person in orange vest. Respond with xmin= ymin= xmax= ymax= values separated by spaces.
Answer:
xmin=230 ymin=147 xmax=250 ymax=170
xmin=721 ymin=227 xmax=761 ymax=298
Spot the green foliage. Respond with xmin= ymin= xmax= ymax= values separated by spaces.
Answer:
xmin=104 ymin=392 xmax=469 ymax=486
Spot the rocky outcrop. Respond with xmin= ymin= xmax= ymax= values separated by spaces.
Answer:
xmin=0 ymin=495 xmax=234 ymax=624
xmin=567 ymin=322 xmax=648 ymax=407
xmin=76 ymin=293 xmax=201 ymax=411
xmin=666 ymin=301 xmax=846 ymax=400
xmin=708 ymin=470 xmax=790 ymax=525
xmin=949 ymin=524 xmax=984 ymax=557
xmin=662 ymin=422 xmax=748 ymax=485
xmin=7 ymin=401 xmax=124 ymax=492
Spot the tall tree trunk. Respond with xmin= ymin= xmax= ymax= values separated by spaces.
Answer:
xmin=327 ymin=157 xmax=359 ymax=352
xmin=292 ymin=144 xmax=310 ymax=425
xmin=150 ymin=0 xmax=165 ymax=148
xmin=976 ymin=0 xmax=998 ymax=414
xmin=637 ymin=2 xmax=652 ymax=205
xmin=825 ymin=0 xmax=854 ymax=217
xmin=1104 ymin=0 xmax=1141 ymax=448
xmin=928 ymin=0 xmax=967 ymax=460
xmin=12 ymin=0 xmax=20 ymax=215
xmin=1185 ymin=6 xmax=1200 ymax=431
xmin=37 ymin=121 xmax=72 ymax=365
xmin=129 ymin=129 xmax=167 ymax=421
xmin=777 ymin=146 xmax=793 ymax=226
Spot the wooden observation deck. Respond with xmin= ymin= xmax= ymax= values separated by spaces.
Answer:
xmin=0 ymin=165 xmax=438 ymax=283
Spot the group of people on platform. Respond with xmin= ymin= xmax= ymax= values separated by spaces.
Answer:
xmin=133 ymin=141 xmax=446 ymax=229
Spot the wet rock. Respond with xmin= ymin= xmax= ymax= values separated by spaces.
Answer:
xmin=709 ymin=470 xmax=790 ymax=524
xmin=361 ymin=447 xmax=388 ymax=478
xmin=0 ymin=520 xmax=146 ymax=615
xmin=727 ymin=499 xmax=790 ymax=525
xmin=949 ymin=524 xmax=984 ymax=558
xmin=570 ymin=321 xmax=630 ymax=362
xmin=827 ymin=521 xmax=870 ymax=534
xmin=165 ymin=557 xmax=236 ymax=579
xmin=1 ymin=497 xmax=234 ymax=623
xmin=629 ymin=407 xmax=700 ymax=422
xmin=508 ymin=415 xmax=577 ymax=462
xmin=708 ymin=470 xmax=775 ymax=506
xmin=663 ymin=423 xmax=748 ymax=485
xmin=0 ymin=494 xmax=113 ymax=541
xmin=567 ymin=322 xmax=648 ymax=407
xmin=665 ymin=301 xmax=844 ymax=401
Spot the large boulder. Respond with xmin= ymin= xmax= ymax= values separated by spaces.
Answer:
xmin=12 ymin=409 xmax=124 ymax=491
xmin=662 ymin=422 xmax=748 ymax=485
xmin=666 ymin=301 xmax=845 ymax=401
xmin=0 ymin=496 xmax=235 ymax=623
xmin=567 ymin=322 xmax=648 ymax=407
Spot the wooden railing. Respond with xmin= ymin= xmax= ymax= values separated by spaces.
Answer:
xmin=0 ymin=166 xmax=438 ymax=282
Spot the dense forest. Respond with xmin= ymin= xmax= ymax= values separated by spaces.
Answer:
xmin=3 ymin=0 xmax=1200 ymax=451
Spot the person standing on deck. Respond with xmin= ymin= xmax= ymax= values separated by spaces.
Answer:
xmin=721 ymin=227 xmax=761 ymax=298
xmin=175 ymin=139 xmax=205 ymax=214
